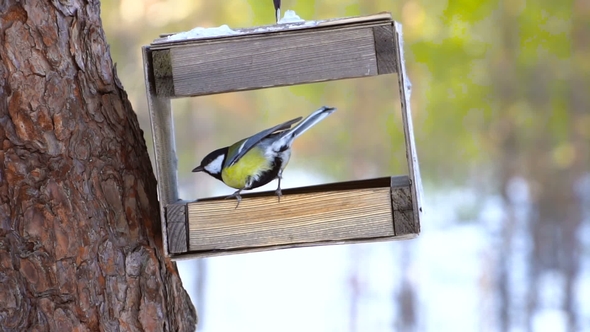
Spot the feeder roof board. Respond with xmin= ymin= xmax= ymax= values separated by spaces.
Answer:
xmin=147 ymin=12 xmax=398 ymax=98
xmin=142 ymin=12 xmax=423 ymax=259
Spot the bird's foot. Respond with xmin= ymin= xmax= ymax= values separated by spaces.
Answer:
xmin=225 ymin=190 xmax=242 ymax=209
xmin=275 ymin=188 xmax=282 ymax=203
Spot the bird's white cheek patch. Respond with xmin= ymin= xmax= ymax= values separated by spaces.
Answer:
xmin=204 ymin=154 xmax=224 ymax=174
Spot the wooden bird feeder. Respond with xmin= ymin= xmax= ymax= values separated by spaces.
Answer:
xmin=142 ymin=12 xmax=423 ymax=259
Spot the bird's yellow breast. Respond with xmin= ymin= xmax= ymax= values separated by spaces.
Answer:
xmin=221 ymin=148 xmax=273 ymax=189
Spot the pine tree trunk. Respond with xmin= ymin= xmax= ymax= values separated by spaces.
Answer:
xmin=0 ymin=1 xmax=197 ymax=331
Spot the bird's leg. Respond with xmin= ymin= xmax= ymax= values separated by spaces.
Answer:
xmin=225 ymin=189 xmax=243 ymax=209
xmin=275 ymin=171 xmax=283 ymax=202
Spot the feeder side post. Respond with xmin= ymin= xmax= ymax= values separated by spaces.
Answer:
xmin=142 ymin=46 xmax=179 ymax=256
xmin=393 ymin=23 xmax=423 ymax=231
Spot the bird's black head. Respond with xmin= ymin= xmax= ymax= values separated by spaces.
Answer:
xmin=192 ymin=147 xmax=228 ymax=182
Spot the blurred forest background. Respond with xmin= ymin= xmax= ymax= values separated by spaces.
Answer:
xmin=100 ymin=0 xmax=589 ymax=331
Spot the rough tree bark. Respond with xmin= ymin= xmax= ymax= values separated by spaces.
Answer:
xmin=0 ymin=1 xmax=197 ymax=331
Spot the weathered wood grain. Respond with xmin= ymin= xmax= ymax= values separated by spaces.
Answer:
xmin=179 ymin=176 xmax=415 ymax=253
xmin=315 ymin=12 xmax=393 ymax=29
xmin=391 ymin=186 xmax=415 ymax=235
xmin=151 ymin=49 xmax=175 ymax=96
xmin=196 ymin=175 xmax=408 ymax=200
xmin=373 ymin=25 xmax=397 ymax=74
xmin=147 ymin=13 xmax=399 ymax=98
xmin=172 ymin=233 xmax=418 ymax=260
xmin=170 ymin=27 xmax=379 ymax=97
xmin=152 ymin=12 xmax=393 ymax=45
xmin=142 ymin=47 xmax=179 ymax=257
xmin=160 ymin=177 xmax=419 ymax=258
xmin=393 ymin=22 xmax=423 ymax=233
xmin=188 ymin=188 xmax=394 ymax=251
xmin=166 ymin=203 xmax=188 ymax=254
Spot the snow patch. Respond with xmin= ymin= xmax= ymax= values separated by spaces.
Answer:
xmin=165 ymin=10 xmax=318 ymax=42
xmin=167 ymin=25 xmax=238 ymax=41
xmin=278 ymin=10 xmax=305 ymax=24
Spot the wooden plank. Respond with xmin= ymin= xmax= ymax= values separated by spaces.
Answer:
xmin=185 ymin=176 xmax=412 ymax=252
xmin=171 ymin=233 xmax=418 ymax=260
xmin=169 ymin=27 xmax=380 ymax=97
xmin=373 ymin=25 xmax=397 ymax=74
xmin=152 ymin=12 xmax=393 ymax=45
xmin=166 ymin=203 xmax=188 ymax=253
xmin=151 ymin=50 xmax=174 ymax=96
xmin=188 ymin=188 xmax=393 ymax=251
xmin=393 ymin=23 xmax=423 ymax=234
xmin=142 ymin=46 xmax=179 ymax=256
xmin=196 ymin=175 xmax=408 ymax=200
xmin=390 ymin=186 xmax=414 ymax=236
xmin=390 ymin=175 xmax=414 ymax=236
xmin=315 ymin=12 xmax=392 ymax=28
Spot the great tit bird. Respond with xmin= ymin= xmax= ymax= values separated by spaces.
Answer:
xmin=192 ymin=106 xmax=336 ymax=206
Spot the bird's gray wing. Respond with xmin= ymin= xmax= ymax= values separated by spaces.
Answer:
xmin=224 ymin=116 xmax=302 ymax=167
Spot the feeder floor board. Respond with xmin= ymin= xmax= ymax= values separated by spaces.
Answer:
xmin=165 ymin=176 xmax=416 ymax=258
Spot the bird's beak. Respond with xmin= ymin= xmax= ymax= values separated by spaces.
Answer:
xmin=192 ymin=166 xmax=204 ymax=172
